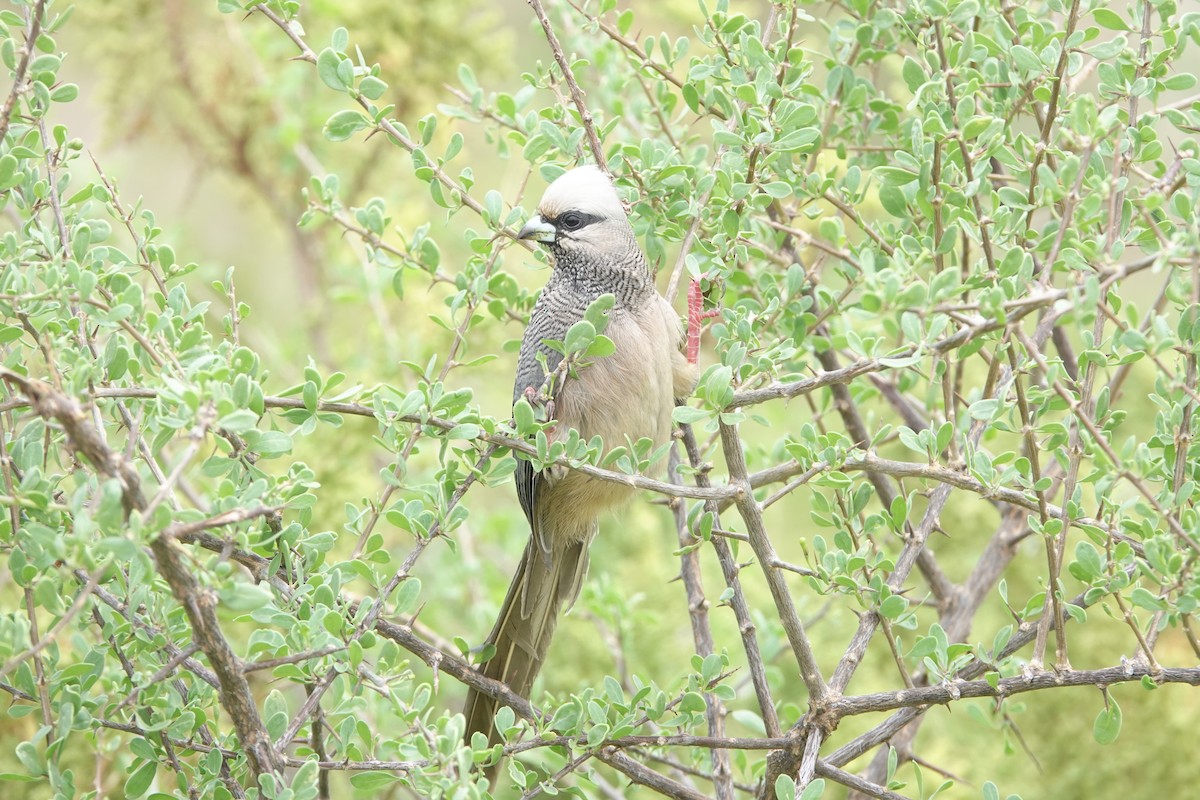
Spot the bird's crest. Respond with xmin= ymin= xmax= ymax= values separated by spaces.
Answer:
xmin=537 ymin=165 xmax=628 ymax=221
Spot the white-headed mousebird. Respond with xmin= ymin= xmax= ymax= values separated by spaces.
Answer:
xmin=463 ymin=166 xmax=701 ymax=764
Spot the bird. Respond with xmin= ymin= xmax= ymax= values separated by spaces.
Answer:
xmin=463 ymin=165 xmax=697 ymax=761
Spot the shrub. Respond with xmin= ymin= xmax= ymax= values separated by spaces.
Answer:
xmin=2 ymin=0 xmax=1199 ymax=798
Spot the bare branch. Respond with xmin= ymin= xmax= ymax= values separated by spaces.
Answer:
xmin=719 ymin=421 xmax=828 ymax=704
xmin=668 ymin=444 xmax=733 ymax=800
xmin=829 ymin=665 xmax=1200 ymax=717
xmin=598 ymin=749 xmax=711 ymax=800
xmin=681 ymin=424 xmax=782 ymax=737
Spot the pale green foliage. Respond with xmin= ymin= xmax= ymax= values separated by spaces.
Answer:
xmin=2 ymin=0 xmax=1200 ymax=798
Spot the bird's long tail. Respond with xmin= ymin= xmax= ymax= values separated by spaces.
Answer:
xmin=463 ymin=534 xmax=590 ymax=756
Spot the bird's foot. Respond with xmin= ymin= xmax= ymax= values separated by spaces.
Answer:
xmin=687 ymin=276 xmax=720 ymax=365
xmin=544 ymin=462 xmax=568 ymax=485
xmin=522 ymin=386 xmax=558 ymax=433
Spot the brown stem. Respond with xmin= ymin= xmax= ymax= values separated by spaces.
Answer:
xmin=718 ymin=422 xmax=828 ymax=703
xmin=668 ymin=444 xmax=733 ymax=800
xmin=681 ymin=424 xmax=782 ymax=737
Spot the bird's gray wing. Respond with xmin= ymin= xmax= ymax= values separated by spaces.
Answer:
xmin=512 ymin=282 xmax=584 ymax=545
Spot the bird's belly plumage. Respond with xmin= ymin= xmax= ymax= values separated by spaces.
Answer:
xmin=559 ymin=306 xmax=674 ymax=448
xmin=547 ymin=305 xmax=676 ymax=534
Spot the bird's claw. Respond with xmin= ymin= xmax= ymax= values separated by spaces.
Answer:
xmin=523 ymin=386 xmax=557 ymax=433
xmin=687 ymin=276 xmax=720 ymax=365
xmin=545 ymin=463 xmax=568 ymax=485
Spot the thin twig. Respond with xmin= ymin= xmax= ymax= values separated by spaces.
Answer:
xmin=0 ymin=0 xmax=47 ymax=143
xmin=527 ymin=0 xmax=608 ymax=174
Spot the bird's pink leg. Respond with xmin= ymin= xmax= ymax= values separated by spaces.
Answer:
xmin=687 ymin=277 xmax=719 ymax=365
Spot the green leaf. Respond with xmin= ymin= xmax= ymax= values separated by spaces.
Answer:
xmin=672 ymin=406 xmax=709 ymax=424
xmin=773 ymin=127 xmax=820 ymax=152
xmin=447 ymin=423 xmax=481 ymax=439
xmin=876 ymin=166 xmax=918 ymax=186
xmin=218 ymin=409 xmax=259 ymax=434
xmin=50 ymin=83 xmax=78 ymax=102
xmin=563 ymin=320 xmax=597 ymax=356
xmin=394 ymin=577 xmax=422 ymax=614
xmin=1093 ymin=696 xmax=1122 ymax=745
xmin=1162 ymin=72 xmax=1197 ymax=91
xmin=124 ymin=760 xmax=157 ymax=798
xmin=583 ymin=293 xmax=615 ymax=332
xmin=1071 ymin=541 xmax=1103 ymax=581
xmin=0 ymin=154 xmax=16 ymax=187
xmin=878 ymin=184 xmax=908 ymax=217
xmin=324 ymin=110 xmax=369 ymax=141
xmin=1088 ymin=36 xmax=1126 ymax=60
xmin=495 ymin=705 xmax=516 ymax=734
xmin=799 ymin=779 xmax=827 ymax=800
xmin=763 ymin=181 xmax=792 ymax=198
xmin=331 ymin=27 xmax=349 ymax=52
xmin=679 ymin=691 xmax=706 ymax=713
xmin=514 ymin=398 xmax=537 ymax=433
xmin=968 ymin=398 xmax=999 ymax=421
xmin=713 ymin=130 xmax=745 ymax=147
xmin=444 ymin=131 xmax=464 ymax=162
xmin=359 ymin=75 xmax=388 ymax=100
xmin=14 ymin=742 xmax=43 ymax=776
xmin=775 ymin=774 xmax=797 ymax=800
xmin=1130 ymin=587 xmax=1166 ymax=611
xmin=350 ymin=772 xmax=402 ymax=790
xmin=616 ymin=9 xmax=636 ymax=36
xmin=458 ymin=63 xmax=478 ymax=92
xmin=586 ymin=722 xmax=610 ymax=747
xmin=586 ymin=335 xmax=615 ymax=357
xmin=880 ymin=595 xmax=907 ymax=619
xmin=129 ymin=738 xmax=158 ymax=762
xmin=243 ymin=430 xmax=293 ymax=458
xmin=1093 ymin=8 xmax=1129 ymax=30
xmin=317 ymin=48 xmax=349 ymax=91
xmin=220 ymin=582 xmax=274 ymax=612
xmin=1010 ymin=45 xmax=1041 ymax=72
xmin=484 ymin=189 xmax=503 ymax=224
xmin=901 ymin=56 xmax=925 ymax=91
xmin=0 ymin=324 xmax=25 ymax=344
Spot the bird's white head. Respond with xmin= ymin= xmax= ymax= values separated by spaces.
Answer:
xmin=537 ymin=166 xmax=626 ymax=221
xmin=517 ymin=166 xmax=634 ymax=250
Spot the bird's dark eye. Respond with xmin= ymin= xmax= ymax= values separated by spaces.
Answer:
xmin=559 ymin=212 xmax=584 ymax=231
